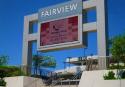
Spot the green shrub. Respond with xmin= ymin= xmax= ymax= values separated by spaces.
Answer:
xmin=0 ymin=71 xmax=7 ymax=79
xmin=0 ymin=70 xmax=7 ymax=86
xmin=108 ymin=64 xmax=125 ymax=69
xmin=121 ymin=71 xmax=125 ymax=79
xmin=0 ymin=66 xmax=26 ymax=77
xmin=0 ymin=79 xmax=6 ymax=86
xmin=103 ymin=71 xmax=116 ymax=80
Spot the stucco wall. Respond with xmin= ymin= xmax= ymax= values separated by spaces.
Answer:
xmin=5 ymin=70 xmax=125 ymax=87
xmin=5 ymin=76 xmax=23 ymax=87
xmin=79 ymin=70 xmax=125 ymax=87
xmin=5 ymin=76 xmax=45 ymax=87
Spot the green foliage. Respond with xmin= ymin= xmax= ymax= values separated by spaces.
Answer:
xmin=0 ymin=68 xmax=7 ymax=86
xmin=0 ymin=55 xmax=9 ymax=66
xmin=0 ymin=65 xmax=19 ymax=69
xmin=104 ymin=70 xmax=125 ymax=80
xmin=41 ymin=56 xmax=56 ymax=68
xmin=0 ymin=70 xmax=7 ymax=79
xmin=108 ymin=64 xmax=125 ymax=69
xmin=110 ymin=34 xmax=125 ymax=65
xmin=109 ymin=34 xmax=125 ymax=76
xmin=0 ymin=66 xmax=26 ymax=77
xmin=103 ymin=71 xmax=116 ymax=80
xmin=32 ymin=55 xmax=56 ymax=75
xmin=121 ymin=71 xmax=125 ymax=79
xmin=33 ymin=55 xmax=56 ymax=68
xmin=6 ymin=69 xmax=26 ymax=77
xmin=33 ymin=55 xmax=43 ymax=68
xmin=0 ymin=79 xmax=6 ymax=86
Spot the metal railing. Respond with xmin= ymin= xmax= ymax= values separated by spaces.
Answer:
xmin=51 ymin=70 xmax=84 ymax=87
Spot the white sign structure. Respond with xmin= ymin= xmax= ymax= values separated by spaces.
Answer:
xmin=37 ymin=0 xmax=85 ymax=51
xmin=22 ymin=0 xmax=108 ymax=74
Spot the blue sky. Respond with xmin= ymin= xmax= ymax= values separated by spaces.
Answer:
xmin=0 ymin=0 xmax=125 ymax=70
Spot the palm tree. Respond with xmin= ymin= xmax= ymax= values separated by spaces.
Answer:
xmin=32 ymin=55 xmax=56 ymax=75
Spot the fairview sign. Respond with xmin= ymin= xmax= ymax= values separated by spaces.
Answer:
xmin=41 ymin=4 xmax=78 ymax=17
xmin=38 ymin=0 xmax=83 ymax=51
xmin=38 ymin=0 xmax=82 ymax=22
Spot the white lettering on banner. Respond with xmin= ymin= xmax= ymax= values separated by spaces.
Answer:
xmin=41 ymin=3 xmax=78 ymax=17
xmin=70 ymin=3 xmax=78 ymax=11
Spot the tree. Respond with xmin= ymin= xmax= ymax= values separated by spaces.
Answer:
xmin=0 ymin=55 xmax=8 ymax=86
xmin=110 ymin=34 xmax=125 ymax=78
xmin=0 ymin=55 xmax=9 ymax=66
xmin=0 ymin=70 xmax=6 ymax=86
xmin=40 ymin=56 xmax=56 ymax=68
xmin=110 ymin=34 xmax=125 ymax=65
xmin=32 ymin=55 xmax=56 ymax=75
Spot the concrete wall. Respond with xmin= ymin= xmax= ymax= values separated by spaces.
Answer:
xmin=79 ymin=70 xmax=125 ymax=87
xmin=4 ymin=71 xmax=125 ymax=87
xmin=5 ymin=76 xmax=45 ymax=87
xmin=5 ymin=76 xmax=23 ymax=87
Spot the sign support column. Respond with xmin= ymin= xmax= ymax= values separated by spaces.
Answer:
xmin=96 ymin=0 xmax=108 ymax=69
